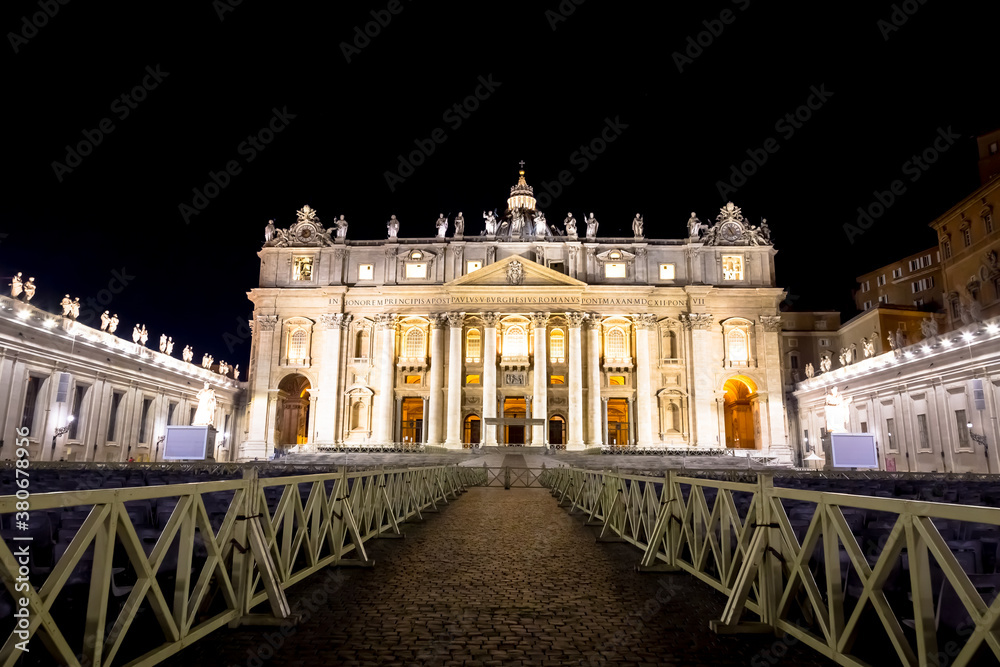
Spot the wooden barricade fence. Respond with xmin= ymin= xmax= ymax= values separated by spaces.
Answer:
xmin=541 ymin=467 xmax=1000 ymax=667
xmin=0 ymin=464 xmax=481 ymax=667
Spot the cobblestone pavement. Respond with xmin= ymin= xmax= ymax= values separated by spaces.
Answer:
xmin=161 ymin=488 xmax=831 ymax=667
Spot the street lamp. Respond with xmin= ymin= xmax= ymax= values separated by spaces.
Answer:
xmin=51 ymin=415 xmax=74 ymax=459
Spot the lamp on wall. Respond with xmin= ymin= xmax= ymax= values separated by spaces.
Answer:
xmin=50 ymin=415 xmax=74 ymax=458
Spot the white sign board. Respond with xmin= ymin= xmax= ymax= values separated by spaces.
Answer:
xmin=164 ymin=425 xmax=215 ymax=461
xmin=830 ymin=433 xmax=879 ymax=469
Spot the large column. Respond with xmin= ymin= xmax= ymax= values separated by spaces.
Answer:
xmin=421 ymin=397 xmax=428 ymax=444
xmin=684 ymin=312 xmax=718 ymax=446
xmin=586 ymin=316 xmax=603 ymax=447
xmin=426 ymin=315 xmax=446 ymax=446
xmin=244 ymin=315 xmax=278 ymax=460
xmin=566 ymin=312 xmax=587 ymax=449
xmin=313 ymin=313 xmax=348 ymax=446
xmin=531 ymin=312 xmax=550 ymax=447
xmin=482 ymin=313 xmax=500 ymax=446
xmin=373 ymin=314 xmax=397 ymax=443
xmin=443 ymin=312 xmax=465 ymax=448
xmin=634 ymin=315 xmax=655 ymax=446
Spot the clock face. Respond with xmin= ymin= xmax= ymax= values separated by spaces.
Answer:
xmin=720 ymin=221 xmax=743 ymax=242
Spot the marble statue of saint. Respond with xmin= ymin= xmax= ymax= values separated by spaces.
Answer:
xmin=894 ymin=329 xmax=906 ymax=350
xmin=193 ymin=382 xmax=217 ymax=427
xmin=202 ymin=354 xmax=214 ymax=369
xmin=166 ymin=337 xmax=174 ymax=355
xmin=483 ymin=210 xmax=497 ymax=236
xmin=132 ymin=324 xmax=142 ymax=344
xmin=61 ymin=295 xmax=73 ymax=317
xmin=435 ymin=214 xmax=448 ymax=238
xmin=336 ymin=215 xmax=348 ymax=239
xmin=585 ymin=212 xmax=599 ymax=239
xmin=687 ymin=212 xmax=702 ymax=239
xmin=564 ymin=213 xmax=577 ymax=238
xmin=969 ymin=299 xmax=983 ymax=324
xmin=159 ymin=334 xmax=168 ymax=353
xmin=264 ymin=219 xmax=276 ymax=242
xmin=108 ymin=314 xmax=119 ymax=334
xmin=219 ymin=360 xmax=230 ymax=376
xmin=824 ymin=387 xmax=851 ymax=433
xmin=533 ymin=211 xmax=548 ymax=237
xmin=233 ymin=364 xmax=240 ymax=381
xmin=510 ymin=211 xmax=525 ymax=237
xmin=632 ymin=214 xmax=644 ymax=237
xmin=920 ymin=317 xmax=939 ymax=340
xmin=10 ymin=273 xmax=23 ymax=299
xmin=139 ymin=325 xmax=148 ymax=346
xmin=70 ymin=298 xmax=80 ymax=320
xmin=182 ymin=345 xmax=193 ymax=363
xmin=100 ymin=311 xmax=111 ymax=332
xmin=819 ymin=353 xmax=832 ymax=373
xmin=804 ymin=362 xmax=815 ymax=379
xmin=838 ymin=348 xmax=849 ymax=367
xmin=23 ymin=277 xmax=35 ymax=302
xmin=759 ymin=219 xmax=772 ymax=243
xmin=862 ymin=337 xmax=874 ymax=358
xmin=454 ymin=212 xmax=465 ymax=236
xmin=387 ymin=215 xmax=400 ymax=239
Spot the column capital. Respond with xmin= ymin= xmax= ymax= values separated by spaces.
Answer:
xmin=375 ymin=313 xmax=397 ymax=330
xmin=583 ymin=313 xmax=602 ymax=331
xmin=759 ymin=314 xmax=782 ymax=332
xmin=681 ymin=312 xmax=714 ymax=330
xmin=633 ymin=314 xmax=658 ymax=330
xmin=446 ymin=312 xmax=466 ymax=328
xmin=256 ymin=315 xmax=278 ymax=332
xmin=318 ymin=313 xmax=345 ymax=330
xmin=430 ymin=313 xmax=448 ymax=329
xmin=566 ymin=311 xmax=588 ymax=328
xmin=480 ymin=311 xmax=500 ymax=327
xmin=530 ymin=312 xmax=550 ymax=328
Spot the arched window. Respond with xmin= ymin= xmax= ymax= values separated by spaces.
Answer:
xmin=605 ymin=328 xmax=626 ymax=359
xmin=727 ymin=329 xmax=749 ymax=364
xmin=351 ymin=401 xmax=364 ymax=430
xmin=662 ymin=329 xmax=677 ymax=359
xmin=288 ymin=329 xmax=308 ymax=363
xmin=404 ymin=328 xmax=425 ymax=358
xmin=549 ymin=329 xmax=565 ymax=362
xmin=466 ymin=329 xmax=481 ymax=362
xmin=355 ymin=328 xmax=370 ymax=359
xmin=504 ymin=325 xmax=527 ymax=358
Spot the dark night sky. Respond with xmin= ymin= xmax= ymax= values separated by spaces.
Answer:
xmin=3 ymin=0 xmax=998 ymax=369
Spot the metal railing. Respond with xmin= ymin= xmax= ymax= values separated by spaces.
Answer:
xmin=0 ymin=464 xmax=480 ymax=666
xmin=541 ymin=467 xmax=1000 ymax=667
xmin=480 ymin=466 xmax=547 ymax=488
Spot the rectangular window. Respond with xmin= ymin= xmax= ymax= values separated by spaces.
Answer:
xmin=861 ymin=280 xmax=870 ymax=292
xmin=877 ymin=274 xmax=886 ymax=287
xmin=991 ymin=141 xmax=999 ymax=155
xmin=803 ymin=429 xmax=810 ymax=451
xmin=466 ymin=261 xmax=482 ymax=273
xmin=818 ymin=338 xmax=830 ymax=347
xmin=609 ymin=376 xmax=625 ymax=386
xmin=892 ymin=267 xmax=902 ymax=279
xmin=139 ymin=397 xmax=153 ymax=444
xmin=863 ymin=300 xmax=872 ymax=310
xmin=405 ymin=375 xmax=421 ymax=384
xmin=951 ymin=300 xmax=961 ymax=319
xmin=943 ymin=241 xmax=951 ymax=259
xmin=20 ymin=376 xmax=42 ymax=431
xmin=550 ymin=375 xmax=565 ymax=385
xmin=986 ymin=214 xmax=994 ymax=234
xmin=878 ymin=295 xmax=888 ymax=304
xmin=189 ymin=406 xmax=197 ymax=425
xmin=167 ymin=402 xmax=177 ymax=426
xmin=914 ymin=299 xmax=924 ymax=307
xmin=722 ymin=256 xmax=744 ymax=280
xmin=465 ymin=374 xmax=480 ymax=385
xmin=956 ymin=410 xmax=970 ymax=449
xmin=358 ymin=264 xmax=374 ymax=280
xmin=917 ymin=414 xmax=930 ymax=451
xmin=107 ymin=391 xmax=123 ymax=442
xmin=860 ymin=421 xmax=868 ymax=433
xmin=292 ymin=256 xmax=314 ymax=281
xmin=659 ymin=263 xmax=675 ymax=280
xmin=788 ymin=339 xmax=798 ymax=348
xmin=604 ymin=263 xmax=627 ymax=278
xmin=924 ymin=253 xmax=932 ymax=266
xmin=69 ymin=385 xmax=87 ymax=439
xmin=405 ymin=263 xmax=427 ymax=278
xmin=790 ymin=355 xmax=799 ymax=369
xmin=886 ymin=417 xmax=896 ymax=452
xmin=963 ymin=228 xmax=972 ymax=247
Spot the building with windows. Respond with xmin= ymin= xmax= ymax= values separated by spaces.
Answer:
xmin=242 ymin=171 xmax=791 ymax=461
xmin=0 ymin=294 xmax=244 ymax=462
xmin=854 ymin=248 xmax=943 ymax=313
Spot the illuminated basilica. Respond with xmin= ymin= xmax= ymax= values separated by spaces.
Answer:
xmin=241 ymin=170 xmax=791 ymax=462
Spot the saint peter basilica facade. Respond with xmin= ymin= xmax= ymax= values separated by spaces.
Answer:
xmin=241 ymin=170 xmax=790 ymax=462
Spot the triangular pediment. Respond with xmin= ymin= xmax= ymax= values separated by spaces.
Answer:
xmin=446 ymin=254 xmax=588 ymax=288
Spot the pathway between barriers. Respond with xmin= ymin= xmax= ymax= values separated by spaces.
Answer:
xmin=161 ymin=486 xmax=829 ymax=666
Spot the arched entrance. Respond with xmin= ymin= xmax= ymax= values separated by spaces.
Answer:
xmin=400 ymin=397 xmax=424 ymax=444
xmin=607 ymin=398 xmax=629 ymax=446
xmin=463 ymin=414 xmax=481 ymax=447
xmin=276 ymin=374 xmax=311 ymax=450
xmin=723 ymin=375 xmax=758 ymax=449
xmin=548 ymin=415 xmax=565 ymax=446
xmin=502 ymin=397 xmax=526 ymax=445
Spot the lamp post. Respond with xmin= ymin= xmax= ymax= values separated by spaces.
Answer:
xmin=968 ymin=421 xmax=990 ymax=474
xmin=50 ymin=415 xmax=74 ymax=460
